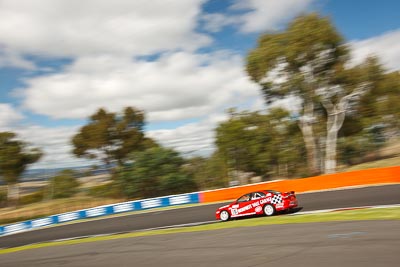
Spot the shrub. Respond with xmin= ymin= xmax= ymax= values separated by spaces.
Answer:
xmin=0 ymin=188 xmax=7 ymax=207
xmin=46 ymin=171 xmax=80 ymax=199
xmin=19 ymin=190 xmax=45 ymax=205
xmin=87 ymin=182 xmax=123 ymax=199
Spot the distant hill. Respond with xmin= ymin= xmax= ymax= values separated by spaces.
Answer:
xmin=21 ymin=166 xmax=109 ymax=181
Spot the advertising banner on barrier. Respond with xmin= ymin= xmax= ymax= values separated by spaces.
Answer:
xmin=0 ymin=192 xmax=201 ymax=236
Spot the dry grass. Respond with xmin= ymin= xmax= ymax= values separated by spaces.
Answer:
xmin=344 ymin=156 xmax=400 ymax=171
xmin=0 ymin=196 xmax=126 ymax=225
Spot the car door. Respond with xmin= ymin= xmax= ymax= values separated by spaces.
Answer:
xmin=230 ymin=193 xmax=255 ymax=217
xmin=251 ymin=192 xmax=267 ymax=214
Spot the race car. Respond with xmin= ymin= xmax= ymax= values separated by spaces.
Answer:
xmin=215 ymin=190 xmax=298 ymax=221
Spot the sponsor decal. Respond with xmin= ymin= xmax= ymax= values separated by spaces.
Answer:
xmin=113 ymin=203 xmax=133 ymax=213
xmin=141 ymin=199 xmax=161 ymax=209
xmin=237 ymin=204 xmax=253 ymax=213
xmin=276 ymin=203 xmax=284 ymax=208
xmin=58 ymin=212 xmax=79 ymax=223
xmin=86 ymin=207 xmax=106 ymax=217
xmin=31 ymin=217 xmax=52 ymax=228
xmin=169 ymin=195 xmax=190 ymax=205
xmin=255 ymin=206 xmax=262 ymax=212
xmin=259 ymin=197 xmax=272 ymax=205
xmin=232 ymin=197 xmax=273 ymax=215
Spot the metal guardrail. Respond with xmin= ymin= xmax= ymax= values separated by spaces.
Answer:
xmin=0 ymin=193 xmax=200 ymax=236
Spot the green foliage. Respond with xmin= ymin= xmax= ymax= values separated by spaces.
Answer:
xmin=19 ymin=190 xmax=45 ymax=205
xmin=215 ymin=108 xmax=304 ymax=178
xmin=46 ymin=170 xmax=80 ymax=199
xmin=118 ymin=147 xmax=198 ymax=198
xmin=185 ymin=154 xmax=229 ymax=190
xmin=87 ymin=182 xmax=123 ymax=199
xmin=358 ymin=70 xmax=400 ymax=135
xmin=246 ymin=13 xmax=347 ymax=97
xmin=0 ymin=132 xmax=43 ymax=185
xmin=160 ymin=173 xmax=198 ymax=195
xmin=72 ymin=107 xmax=154 ymax=169
xmin=0 ymin=188 xmax=7 ymax=206
xmin=338 ymin=126 xmax=387 ymax=166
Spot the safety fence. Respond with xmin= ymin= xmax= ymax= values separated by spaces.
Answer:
xmin=1 ymin=166 xmax=399 ymax=236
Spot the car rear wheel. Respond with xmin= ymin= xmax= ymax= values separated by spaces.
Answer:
xmin=220 ymin=210 xmax=230 ymax=221
xmin=263 ymin=204 xmax=275 ymax=216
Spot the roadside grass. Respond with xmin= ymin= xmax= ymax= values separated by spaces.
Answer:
xmin=1 ymin=206 xmax=399 ymax=255
xmin=343 ymin=156 xmax=400 ymax=172
xmin=0 ymin=197 xmax=126 ymax=225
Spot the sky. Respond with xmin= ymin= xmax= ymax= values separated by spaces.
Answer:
xmin=0 ymin=0 xmax=399 ymax=170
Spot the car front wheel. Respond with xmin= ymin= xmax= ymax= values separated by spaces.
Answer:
xmin=220 ymin=210 xmax=230 ymax=221
xmin=263 ymin=204 xmax=275 ymax=216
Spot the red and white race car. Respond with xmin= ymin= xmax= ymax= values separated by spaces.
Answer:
xmin=216 ymin=190 xmax=298 ymax=221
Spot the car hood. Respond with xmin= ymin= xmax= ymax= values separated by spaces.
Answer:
xmin=217 ymin=204 xmax=230 ymax=211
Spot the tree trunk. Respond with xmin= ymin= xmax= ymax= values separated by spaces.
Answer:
xmin=323 ymin=96 xmax=348 ymax=174
xmin=325 ymin=123 xmax=339 ymax=174
xmin=322 ymin=83 xmax=369 ymax=174
xmin=298 ymin=101 xmax=320 ymax=175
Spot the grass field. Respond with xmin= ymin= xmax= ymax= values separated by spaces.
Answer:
xmin=344 ymin=156 xmax=400 ymax=171
xmin=0 ymin=197 xmax=125 ymax=225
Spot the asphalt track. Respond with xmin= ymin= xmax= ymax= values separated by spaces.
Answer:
xmin=1 ymin=220 xmax=399 ymax=267
xmin=1 ymin=184 xmax=399 ymax=249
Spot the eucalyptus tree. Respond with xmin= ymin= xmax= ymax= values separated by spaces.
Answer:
xmin=215 ymin=108 xmax=303 ymax=178
xmin=0 ymin=132 xmax=42 ymax=201
xmin=72 ymin=107 xmax=152 ymax=171
xmin=119 ymin=147 xmax=198 ymax=198
xmin=246 ymin=13 xmax=381 ymax=174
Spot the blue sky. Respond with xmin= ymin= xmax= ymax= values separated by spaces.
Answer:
xmin=0 ymin=0 xmax=399 ymax=169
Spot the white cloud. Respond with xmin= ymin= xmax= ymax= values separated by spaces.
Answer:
xmin=148 ymin=114 xmax=228 ymax=157
xmin=202 ymin=0 xmax=314 ymax=33
xmin=201 ymin=13 xmax=238 ymax=33
xmin=0 ymin=48 xmax=35 ymax=70
xmin=2 ymin=0 xmax=315 ymax=169
xmin=16 ymin=125 xmax=98 ymax=169
xmin=232 ymin=0 xmax=314 ymax=33
xmin=350 ymin=29 xmax=400 ymax=70
xmin=0 ymin=0 xmax=210 ymax=62
xmin=21 ymin=52 xmax=260 ymax=122
xmin=15 ymin=50 xmax=264 ymax=168
xmin=0 ymin=103 xmax=24 ymax=130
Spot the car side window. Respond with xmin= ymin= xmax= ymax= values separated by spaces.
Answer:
xmin=252 ymin=192 xmax=266 ymax=200
xmin=237 ymin=194 xmax=251 ymax=203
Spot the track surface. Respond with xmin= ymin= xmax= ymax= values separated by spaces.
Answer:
xmin=1 ymin=220 xmax=399 ymax=267
xmin=1 ymin=184 xmax=399 ymax=248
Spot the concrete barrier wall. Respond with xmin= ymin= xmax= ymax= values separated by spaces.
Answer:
xmin=199 ymin=166 xmax=400 ymax=203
